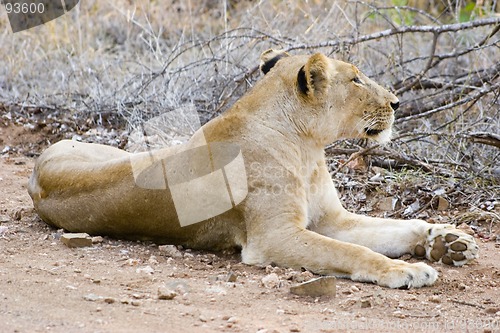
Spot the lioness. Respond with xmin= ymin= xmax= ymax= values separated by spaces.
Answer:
xmin=28 ymin=50 xmax=478 ymax=288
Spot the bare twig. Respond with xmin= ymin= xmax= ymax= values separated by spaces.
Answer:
xmin=466 ymin=132 xmax=500 ymax=149
xmin=287 ymin=17 xmax=500 ymax=52
xmin=325 ymin=145 xmax=437 ymax=174
xmin=395 ymin=82 xmax=500 ymax=123
xmin=396 ymin=31 xmax=439 ymax=94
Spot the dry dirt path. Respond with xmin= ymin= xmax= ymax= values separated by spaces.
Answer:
xmin=1 ymin=156 xmax=499 ymax=333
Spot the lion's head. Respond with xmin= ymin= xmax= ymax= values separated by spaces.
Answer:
xmin=258 ymin=50 xmax=399 ymax=144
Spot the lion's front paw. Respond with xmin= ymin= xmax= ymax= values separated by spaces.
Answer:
xmin=414 ymin=224 xmax=479 ymax=266
xmin=378 ymin=261 xmax=438 ymax=289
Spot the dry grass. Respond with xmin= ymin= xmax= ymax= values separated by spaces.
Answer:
xmin=0 ymin=0 xmax=498 ymax=216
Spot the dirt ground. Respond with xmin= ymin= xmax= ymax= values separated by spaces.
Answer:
xmin=1 ymin=124 xmax=499 ymax=333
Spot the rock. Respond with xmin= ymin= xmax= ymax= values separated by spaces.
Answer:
xmin=261 ymin=273 xmax=281 ymax=289
xmin=205 ymin=286 xmax=227 ymax=295
xmin=485 ymin=307 xmax=499 ymax=314
xmin=166 ymin=281 xmax=190 ymax=295
xmin=158 ymin=286 xmax=177 ymax=300
xmin=428 ymin=295 xmax=441 ymax=303
xmin=226 ymin=272 xmax=238 ymax=283
xmin=83 ymin=294 xmax=102 ymax=302
xmin=227 ymin=316 xmax=239 ymax=324
xmin=158 ymin=245 xmax=183 ymax=258
xmin=436 ymin=196 xmax=449 ymax=211
xmin=378 ymin=197 xmax=398 ymax=211
xmin=0 ymin=215 xmax=10 ymax=223
xmin=104 ymin=297 xmax=116 ymax=304
xmin=393 ymin=310 xmax=406 ymax=318
xmin=91 ymin=236 xmax=104 ymax=244
xmin=148 ymin=255 xmax=159 ymax=265
xmin=360 ymin=299 xmax=371 ymax=308
xmin=457 ymin=223 xmax=475 ymax=235
xmin=61 ymin=233 xmax=92 ymax=248
xmin=289 ymin=276 xmax=336 ymax=298
xmin=0 ymin=226 xmax=8 ymax=235
xmin=284 ymin=269 xmax=312 ymax=283
xmin=13 ymin=209 xmax=22 ymax=221
xmin=136 ymin=265 xmax=154 ymax=275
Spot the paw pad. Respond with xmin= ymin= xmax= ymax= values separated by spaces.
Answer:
xmin=414 ymin=226 xmax=478 ymax=266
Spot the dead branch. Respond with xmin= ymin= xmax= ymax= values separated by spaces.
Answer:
xmin=394 ymin=131 xmax=500 ymax=150
xmin=287 ymin=17 xmax=500 ymax=52
xmin=395 ymin=81 xmax=500 ymax=123
xmin=395 ymin=31 xmax=439 ymax=94
xmin=326 ymin=145 xmax=437 ymax=174
xmin=466 ymin=132 xmax=500 ymax=149
xmin=397 ymin=63 xmax=500 ymax=119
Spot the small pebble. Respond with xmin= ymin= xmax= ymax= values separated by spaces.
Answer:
xmin=148 ymin=255 xmax=159 ymax=265
xmin=290 ymin=277 xmax=336 ymax=298
xmin=261 ymin=273 xmax=280 ymax=289
xmin=360 ymin=300 xmax=371 ymax=308
xmin=226 ymin=272 xmax=238 ymax=283
xmin=83 ymin=294 xmax=102 ymax=302
xmin=429 ymin=295 xmax=441 ymax=303
xmin=61 ymin=233 xmax=92 ymax=248
xmin=485 ymin=307 xmax=499 ymax=314
xmin=136 ymin=266 xmax=154 ymax=275
xmin=159 ymin=245 xmax=183 ymax=258
xmin=158 ymin=286 xmax=177 ymax=300
xmin=104 ymin=297 xmax=116 ymax=304
xmin=91 ymin=236 xmax=104 ymax=244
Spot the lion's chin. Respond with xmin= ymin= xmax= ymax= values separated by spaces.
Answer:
xmin=365 ymin=127 xmax=392 ymax=143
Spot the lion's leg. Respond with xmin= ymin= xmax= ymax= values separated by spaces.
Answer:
xmin=310 ymin=167 xmax=478 ymax=266
xmin=313 ymin=212 xmax=478 ymax=266
xmin=242 ymin=223 xmax=438 ymax=289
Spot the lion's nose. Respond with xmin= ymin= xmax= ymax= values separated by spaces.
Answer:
xmin=390 ymin=101 xmax=400 ymax=111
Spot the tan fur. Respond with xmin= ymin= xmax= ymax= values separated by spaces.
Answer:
xmin=28 ymin=50 xmax=478 ymax=288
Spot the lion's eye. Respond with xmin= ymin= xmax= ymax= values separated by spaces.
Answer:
xmin=352 ymin=77 xmax=363 ymax=85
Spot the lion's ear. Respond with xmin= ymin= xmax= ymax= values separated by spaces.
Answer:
xmin=298 ymin=53 xmax=330 ymax=98
xmin=260 ymin=49 xmax=290 ymax=75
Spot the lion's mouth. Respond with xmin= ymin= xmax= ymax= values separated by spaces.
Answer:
xmin=364 ymin=127 xmax=384 ymax=136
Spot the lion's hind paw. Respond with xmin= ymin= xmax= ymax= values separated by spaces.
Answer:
xmin=414 ymin=225 xmax=479 ymax=266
